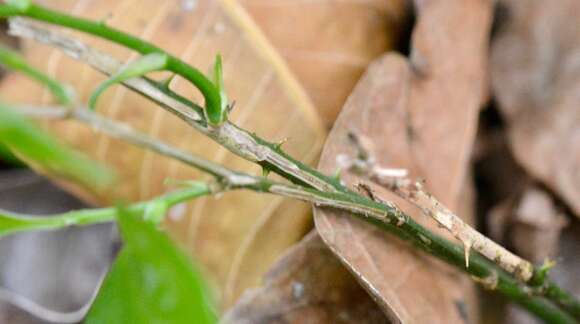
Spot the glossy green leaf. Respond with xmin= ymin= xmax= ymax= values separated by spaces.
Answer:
xmin=89 ymin=53 xmax=169 ymax=110
xmin=0 ymin=103 xmax=114 ymax=190
xmin=86 ymin=209 xmax=216 ymax=324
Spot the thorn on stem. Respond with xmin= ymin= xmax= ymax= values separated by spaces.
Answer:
xmin=159 ymin=73 xmax=176 ymax=91
xmin=98 ymin=13 xmax=112 ymax=26
xmin=356 ymin=182 xmax=377 ymax=201
xmin=472 ymin=272 xmax=499 ymax=290
xmin=396 ymin=214 xmax=406 ymax=226
xmin=463 ymin=240 xmax=472 ymax=268
xmin=274 ymin=137 xmax=288 ymax=150
xmin=227 ymin=100 xmax=236 ymax=113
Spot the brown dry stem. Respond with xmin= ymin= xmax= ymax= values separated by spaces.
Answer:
xmin=343 ymin=132 xmax=534 ymax=282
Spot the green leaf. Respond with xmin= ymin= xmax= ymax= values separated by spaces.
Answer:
xmin=0 ymin=103 xmax=114 ymax=190
xmin=0 ymin=142 xmax=23 ymax=166
xmin=0 ymin=45 xmax=73 ymax=105
xmin=89 ymin=53 xmax=169 ymax=110
xmin=205 ymin=54 xmax=228 ymax=126
xmin=86 ymin=209 xmax=216 ymax=324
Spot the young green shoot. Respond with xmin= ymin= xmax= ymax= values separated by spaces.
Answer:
xmin=89 ymin=53 xmax=169 ymax=110
xmin=0 ymin=1 xmax=222 ymax=124
xmin=205 ymin=54 xmax=228 ymax=126
xmin=1 ymin=2 xmax=580 ymax=322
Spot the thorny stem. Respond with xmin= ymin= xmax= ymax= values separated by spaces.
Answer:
xmin=341 ymin=132 xmax=534 ymax=281
xmin=1 ymin=5 xmax=579 ymax=323
xmin=19 ymin=104 xmax=579 ymax=324
xmin=0 ymin=1 xmax=221 ymax=119
xmin=6 ymin=17 xmax=340 ymax=193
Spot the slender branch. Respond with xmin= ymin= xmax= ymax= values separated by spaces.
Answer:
xmin=0 ymin=1 xmax=222 ymax=119
xmin=394 ymin=180 xmax=533 ymax=279
xmin=341 ymin=131 xmax=534 ymax=281
xmin=542 ymin=283 xmax=580 ymax=320
xmin=7 ymin=18 xmax=339 ymax=192
xmin=19 ymin=105 xmax=578 ymax=324
xmin=0 ymin=180 xmax=212 ymax=237
xmin=3 ymin=9 xmax=579 ymax=323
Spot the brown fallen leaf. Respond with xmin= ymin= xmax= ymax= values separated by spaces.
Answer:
xmin=240 ymin=0 xmax=408 ymax=127
xmin=491 ymin=0 xmax=580 ymax=217
xmin=474 ymin=123 xmax=529 ymax=242
xmin=488 ymin=185 xmax=568 ymax=264
xmin=222 ymin=230 xmax=388 ymax=324
xmin=497 ymin=199 xmax=577 ymax=324
xmin=314 ymin=0 xmax=492 ymax=322
xmin=512 ymin=186 xmax=569 ymax=263
xmin=0 ymin=0 xmax=324 ymax=309
xmin=550 ymin=220 xmax=580 ymax=306
xmin=488 ymin=197 xmax=516 ymax=245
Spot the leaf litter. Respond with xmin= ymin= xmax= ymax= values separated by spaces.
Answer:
xmin=313 ymin=0 xmax=493 ymax=322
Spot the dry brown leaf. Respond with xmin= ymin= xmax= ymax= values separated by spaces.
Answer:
xmin=0 ymin=0 xmax=324 ymax=309
xmin=240 ymin=0 xmax=408 ymax=127
xmin=498 ymin=203 xmax=578 ymax=324
xmin=314 ymin=0 xmax=492 ymax=322
xmin=222 ymin=230 xmax=388 ymax=324
xmin=491 ymin=0 xmax=580 ymax=217
xmin=0 ymin=0 xmax=408 ymax=310
xmin=487 ymin=185 xmax=568 ymax=264
xmin=512 ymin=186 xmax=568 ymax=262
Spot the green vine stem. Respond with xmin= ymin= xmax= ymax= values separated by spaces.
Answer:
xmin=0 ymin=181 xmax=211 ymax=237
xmin=1 ymin=2 xmax=579 ymax=322
xmin=0 ymin=0 xmax=223 ymax=123
xmin=18 ymin=104 xmax=579 ymax=324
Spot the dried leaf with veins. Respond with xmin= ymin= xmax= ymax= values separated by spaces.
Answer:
xmin=491 ymin=0 xmax=580 ymax=218
xmin=223 ymin=231 xmax=388 ymax=324
xmin=239 ymin=0 xmax=408 ymax=127
xmin=314 ymin=0 xmax=492 ymax=322
xmin=0 ymin=0 xmax=323 ymax=309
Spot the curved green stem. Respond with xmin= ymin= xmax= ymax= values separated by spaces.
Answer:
xmin=0 ymin=44 xmax=72 ymax=104
xmin=0 ymin=2 xmax=221 ymax=121
xmin=0 ymin=182 xmax=210 ymax=237
xmin=1 ymin=2 xmax=579 ymax=322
